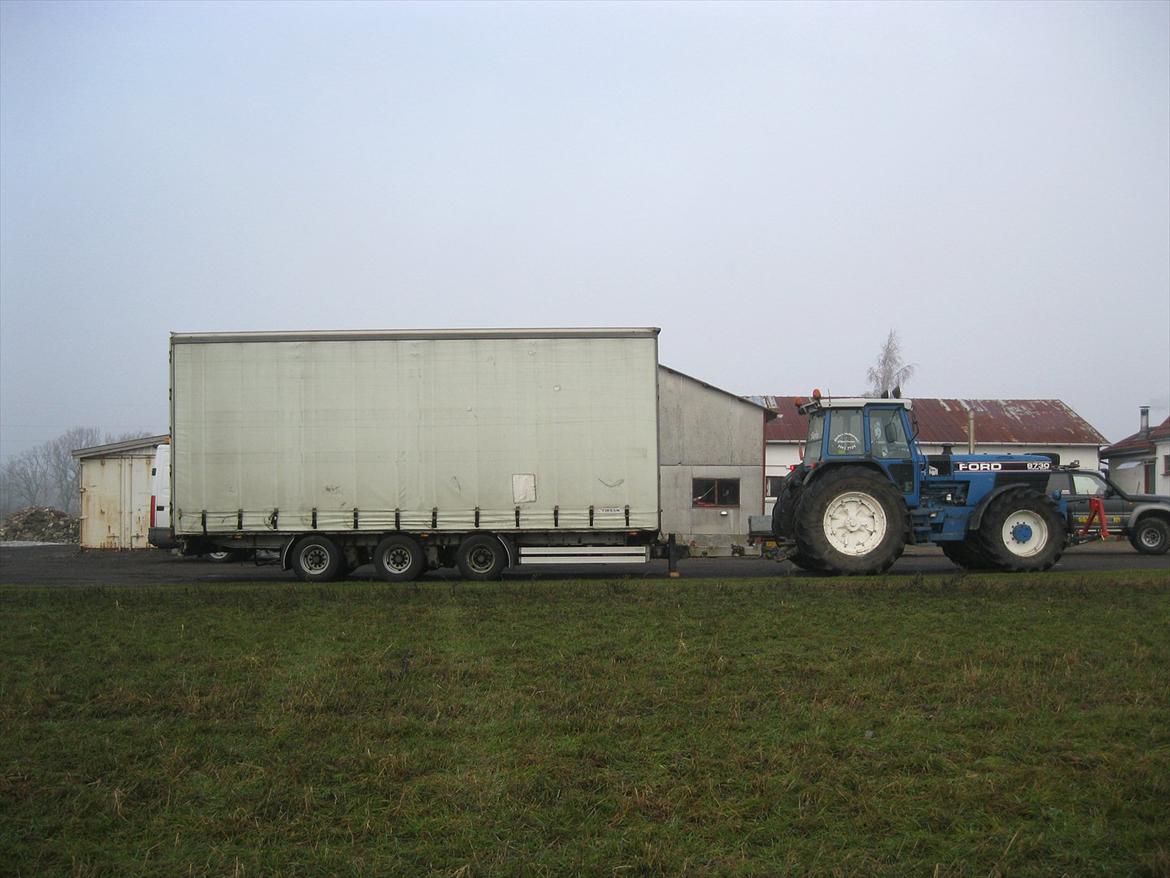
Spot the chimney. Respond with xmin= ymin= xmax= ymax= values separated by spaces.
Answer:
xmin=1141 ymin=406 xmax=1150 ymax=435
xmin=967 ymin=410 xmax=976 ymax=454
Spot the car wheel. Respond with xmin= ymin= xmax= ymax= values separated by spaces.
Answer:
xmin=1130 ymin=517 xmax=1170 ymax=555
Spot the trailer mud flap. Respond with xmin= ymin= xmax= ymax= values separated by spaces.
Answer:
xmin=279 ymin=536 xmax=298 ymax=571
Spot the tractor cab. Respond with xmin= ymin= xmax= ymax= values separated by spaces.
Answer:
xmin=798 ymin=394 xmax=921 ymax=500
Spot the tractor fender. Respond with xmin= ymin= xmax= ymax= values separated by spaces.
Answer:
xmin=968 ymin=484 xmax=1045 ymax=532
xmin=803 ymin=460 xmax=888 ymax=489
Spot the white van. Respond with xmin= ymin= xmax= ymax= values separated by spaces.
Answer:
xmin=147 ymin=444 xmax=176 ymax=548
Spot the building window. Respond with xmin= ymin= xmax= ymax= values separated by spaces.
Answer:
xmin=1164 ymin=454 xmax=1169 ymax=476
xmin=693 ymin=478 xmax=740 ymax=508
xmin=765 ymin=476 xmax=787 ymax=499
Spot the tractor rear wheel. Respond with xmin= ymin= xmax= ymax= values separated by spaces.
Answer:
xmin=788 ymin=547 xmax=830 ymax=572
xmin=975 ymin=488 xmax=1065 ymax=572
xmin=771 ymin=474 xmax=803 ymax=540
xmin=793 ymin=467 xmax=906 ymax=575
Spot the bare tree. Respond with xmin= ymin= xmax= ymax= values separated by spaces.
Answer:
xmin=47 ymin=427 xmax=104 ymax=513
xmin=865 ymin=329 xmax=915 ymax=398
xmin=2 ymin=447 xmax=52 ymax=508
xmin=0 ymin=427 xmax=155 ymax=516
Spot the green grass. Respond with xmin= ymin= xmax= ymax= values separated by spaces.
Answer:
xmin=1 ymin=571 xmax=1168 ymax=877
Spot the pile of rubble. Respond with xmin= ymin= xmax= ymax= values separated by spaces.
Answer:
xmin=0 ymin=507 xmax=80 ymax=543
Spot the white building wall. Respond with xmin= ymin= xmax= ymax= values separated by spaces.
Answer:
xmin=659 ymin=368 xmax=766 ymax=556
xmin=1157 ymin=438 xmax=1170 ymax=495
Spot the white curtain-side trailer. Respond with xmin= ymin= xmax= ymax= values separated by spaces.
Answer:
xmin=168 ymin=328 xmax=663 ymax=581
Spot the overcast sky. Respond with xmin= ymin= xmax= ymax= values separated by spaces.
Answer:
xmin=1 ymin=0 xmax=1167 ymax=459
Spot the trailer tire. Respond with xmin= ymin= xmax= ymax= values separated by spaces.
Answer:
xmin=290 ymin=535 xmax=343 ymax=582
xmin=1129 ymin=517 xmax=1169 ymax=555
xmin=372 ymin=534 xmax=425 ymax=582
xmin=205 ymin=550 xmax=245 ymax=563
xmin=794 ymin=466 xmax=906 ymax=575
xmin=940 ymin=538 xmax=996 ymax=570
xmin=975 ymin=488 xmax=1065 ymax=572
xmin=456 ymin=535 xmax=507 ymax=581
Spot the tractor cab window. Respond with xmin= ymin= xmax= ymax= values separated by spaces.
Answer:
xmin=827 ymin=409 xmax=863 ymax=456
xmin=870 ymin=408 xmax=911 ymax=459
xmin=804 ymin=413 xmax=825 ymax=463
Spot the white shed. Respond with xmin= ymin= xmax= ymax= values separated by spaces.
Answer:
xmin=73 ymin=435 xmax=169 ymax=549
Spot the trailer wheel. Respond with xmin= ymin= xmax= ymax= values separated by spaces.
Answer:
xmin=1130 ymin=517 xmax=1169 ymax=555
xmin=456 ymin=535 xmax=507 ymax=581
xmin=940 ymin=538 xmax=996 ymax=570
xmin=290 ymin=535 xmax=343 ymax=582
xmin=794 ymin=466 xmax=906 ymax=575
xmin=373 ymin=535 xmax=425 ymax=581
xmin=976 ymin=489 xmax=1065 ymax=572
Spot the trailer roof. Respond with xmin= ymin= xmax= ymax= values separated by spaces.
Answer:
xmin=171 ymin=328 xmax=661 ymax=344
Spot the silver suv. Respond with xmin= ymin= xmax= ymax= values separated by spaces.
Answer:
xmin=1047 ymin=470 xmax=1170 ymax=555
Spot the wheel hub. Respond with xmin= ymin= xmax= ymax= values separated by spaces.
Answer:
xmin=1011 ymin=522 xmax=1034 ymax=543
xmin=823 ymin=491 xmax=887 ymax=557
xmin=301 ymin=547 xmax=328 ymax=573
xmin=1001 ymin=510 xmax=1048 ymax=558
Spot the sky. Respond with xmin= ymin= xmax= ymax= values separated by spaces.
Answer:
xmin=1 ymin=0 xmax=1167 ymax=460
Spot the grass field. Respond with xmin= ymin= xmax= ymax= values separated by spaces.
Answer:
xmin=1 ymin=571 xmax=1168 ymax=877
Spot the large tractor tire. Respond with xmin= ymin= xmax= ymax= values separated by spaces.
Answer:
xmin=940 ymin=538 xmax=997 ymax=571
xmin=771 ymin=475 xmax=803 ymax=540
xmin=1129 ymin=517 xmax=1169 ymax=555
xmin=788 ymin=548 xmax=831 ymax=573
xmin=975 ymin=488 xmax=1065 ymax=572
xmin=792 ymin=466 xmax=907 ymax=575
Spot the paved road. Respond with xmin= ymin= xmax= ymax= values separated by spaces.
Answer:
xmin=0 ymin=541 xmax=1165 ymax=586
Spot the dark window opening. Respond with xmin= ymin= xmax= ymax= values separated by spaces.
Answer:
xmin=766 ymin=476 xmax=787 ymax=499
xmin=693 ymin=478 xmax=740 ymax=508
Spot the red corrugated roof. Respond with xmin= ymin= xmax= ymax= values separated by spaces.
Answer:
xmin=751 ymin=397 xmax=1107 ymax=446
xmin=1101 ymin=416 xmax=1170 ymax=459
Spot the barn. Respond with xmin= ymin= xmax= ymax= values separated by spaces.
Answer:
xmin=746 ymin=396 xmax=1107 ymax=512
xmin=72 ymin=435 xmax=169 ymax=549
xmin=658 ymin=367 xmax=774 ymax=556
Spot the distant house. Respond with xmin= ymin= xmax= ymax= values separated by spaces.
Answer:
xmin=745 ymin=396 xmax=1107 ymax=512
xmin=1100 ymin=407 xmax=1170 ymax=495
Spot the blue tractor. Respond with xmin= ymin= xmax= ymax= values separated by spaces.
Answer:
xmin=771 ymin=393 xmax=1068 ymax=574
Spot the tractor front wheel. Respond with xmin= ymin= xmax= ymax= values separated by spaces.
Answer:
xmin=793 ymin=467 xmax=907 ymax=575
xmin=976 ymin=488 xmax=1065 ymax=572
xmin=941 ymin=538 xmax=996 ymax=571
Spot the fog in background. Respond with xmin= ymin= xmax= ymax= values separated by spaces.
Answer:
xmin=2 ymin=0 xmax=1167 ymax=460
